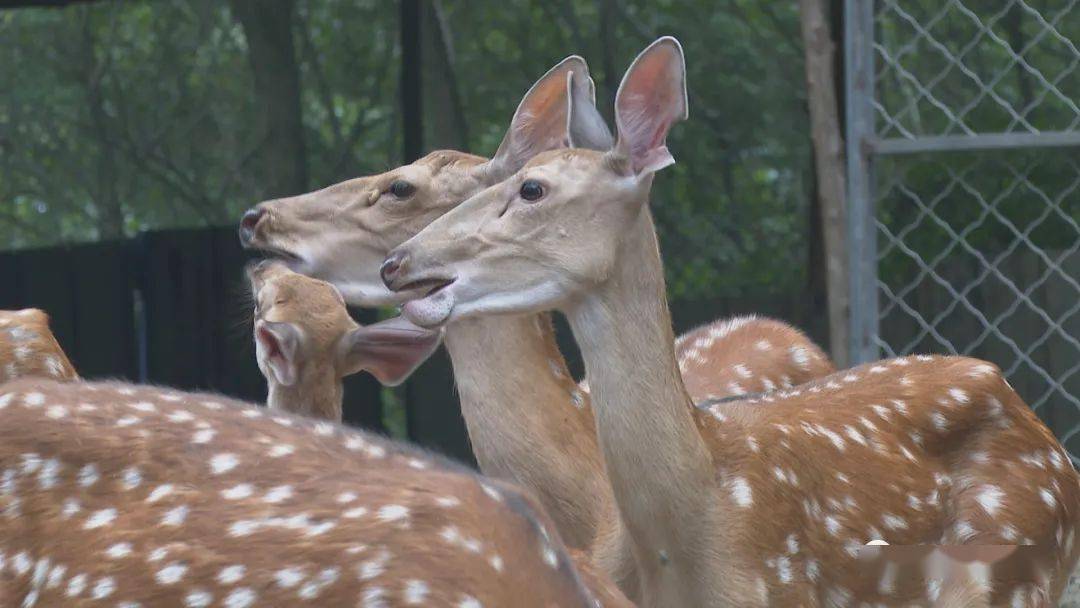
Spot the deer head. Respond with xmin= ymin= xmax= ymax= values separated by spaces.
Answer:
xmin=381 ymin=37 xmax=687 ymax=328
xmin=247 ymin=260 xmax=440 ymax=419
xmin=238 ymin=56 xmax=602 ymax=307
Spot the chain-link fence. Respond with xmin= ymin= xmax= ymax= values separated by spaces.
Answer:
xmin=845 ymin=1 xmax=1080 ymax=457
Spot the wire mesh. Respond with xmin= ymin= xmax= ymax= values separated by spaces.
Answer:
xmin=874 ymin=0 xmax=1079 ymax=138
xmin=854 ymin=0 xmax=1080 ymax=458
xmin=875 ymin=151 xmax=1080 ymax=453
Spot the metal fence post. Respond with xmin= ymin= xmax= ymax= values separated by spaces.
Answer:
xmin=844 ymin=0 xmax=878 ymax=364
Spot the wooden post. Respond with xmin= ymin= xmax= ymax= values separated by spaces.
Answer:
xmin=799 ymin=0 xmax=851 ymax=367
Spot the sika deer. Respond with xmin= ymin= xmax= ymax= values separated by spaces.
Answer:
xmin=0 ymin=309 xmax=78 ymax=383
xmin=239 ymin=55 xmax=833 ymax=565
xmin=382 ymin=37 xmax=1080 ymax=606
xmin=246 ymin=260 xmax=440 ymax=421
xmin=674 ymin=315 xmax=832 ymax=400
xmin=0 ymin=377 xmax=631 ymax=607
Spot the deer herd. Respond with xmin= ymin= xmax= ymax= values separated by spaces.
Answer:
xmin=1 ymin=37 xmax=1076 ymax=608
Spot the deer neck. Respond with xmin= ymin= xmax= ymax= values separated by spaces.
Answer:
xmin=565 ymin=207 xmax=719 ymax=576
xmin=443 ymin=314 xmax=609 ymax=550
xmin=266 ymin=366 xmax=344 ymax=422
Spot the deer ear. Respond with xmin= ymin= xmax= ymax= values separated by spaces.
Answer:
xmin=566 ymin=70 xmax=615 ymax=151
xmin=337 ymin=316 xmax=442 ymax=386
xmin=479 ymin=55 xmax=591 ymax=182
xmin=255 ymin=321 xmax=301 ymax=387
xmin=607 ymin=37 xmax=688 ymax=177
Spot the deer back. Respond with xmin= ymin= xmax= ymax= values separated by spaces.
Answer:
xmin=0 ymin=378 xmax=629 ymax=607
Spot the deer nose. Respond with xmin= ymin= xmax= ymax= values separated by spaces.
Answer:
xmin=238 ymin=207 xmax=266 ymax=246
xmin=381 ymin=250 xmax=409 ymax=289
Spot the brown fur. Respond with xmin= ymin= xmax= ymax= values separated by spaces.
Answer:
xmin=242 ymin=134 xmax=836 ymax=571
xmin=856 ymin=544 xmax=1055 ymax=607
xmin=391 ymin=146 xmax=1080 ymax=605
xmin=241 ymin=53 xmax=838 ymax=603
xmin=0 ymin=309 xmax=78 ymax=384
xmin=674 ymin=315 xmax=835 ymax=398
xmin=248 ymin=262 xmax=357 ymax=421
xmin=386 ymin=60 xmax=1080 ymax=607
xmin=695 ymin=356 xmax=1078 ymax=606
xmin=246 ymin=264 xmax=634 ymax=600
xmin=0 ymin=378 xmax=631 ymax=607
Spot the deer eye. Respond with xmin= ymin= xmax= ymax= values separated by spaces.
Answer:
xmin=519 ymin=180 xmax=545 ymax=202
xmin=389 ymin=180 xmax=415 ymax=199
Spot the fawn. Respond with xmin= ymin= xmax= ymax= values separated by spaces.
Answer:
xmin=247 ymin=259 xmax=440 ymax=421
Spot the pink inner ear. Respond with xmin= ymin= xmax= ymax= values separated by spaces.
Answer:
xmin=614 ymin=40 xmax=687 ymax=174
xmin=648 ymin=119 xmax=671 ymax=153
xmin=257 ymin=326 xmax=283 ymax=360
xmin=257 ymin=326 xmax=297 ymax=386
xmin=514 ymin=84 xmax=568 ymax=156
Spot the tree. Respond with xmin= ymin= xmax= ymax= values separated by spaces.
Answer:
xmin=798 ymin=0 xmax=849 ymax=365
xmin=230 ymin=0 xmax=307 ymax=198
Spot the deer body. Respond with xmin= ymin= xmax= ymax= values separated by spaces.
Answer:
xmin=0 ymin=377 xmax=630 ymax=607
xmin=0 ymin=309 xmax=78 ymax=384
xmin=575 ymin=206 xmax=1080 ymax=605
xmin=676 ymin=315 xmax=833 ymax=399
xmin=383 ymin=38 xmax=1080 ymax=606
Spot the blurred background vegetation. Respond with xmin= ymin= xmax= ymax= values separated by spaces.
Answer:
xmin=1 ymin=0 xmax=1077 ymax=454
xmin=0 ymin=0 xmax=819 ymax=300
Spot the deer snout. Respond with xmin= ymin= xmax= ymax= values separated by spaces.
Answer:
xmin=238 ymin=207 xmax=267 ymax=247
xmin=380 ymin=250 xmax=409 ymax=289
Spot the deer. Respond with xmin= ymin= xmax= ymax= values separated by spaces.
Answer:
xmin=379 ymin=36 xmax=1080 ymax=606
xmin=246 ymin=259 xmax=440 ymax=422
xmin=238 ymin=54 xmax=833 ymax=569
xmin=0 ymin=309 xmax=78 ymax=384
xmin=0 ymin=376 xmax=632 ymax=607
xmin=245 ymin=258 xmax=643 ymax=601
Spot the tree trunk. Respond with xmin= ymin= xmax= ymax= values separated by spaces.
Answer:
xmin=419 ymin=0 xmax=467 ymax=150
xmin=230 ymin=0 xmax=308 ymax=198
xmin=799 ymin=0 xmax=850 ymax=367
xmin=78 ymin=8 xmax=122 ymax=240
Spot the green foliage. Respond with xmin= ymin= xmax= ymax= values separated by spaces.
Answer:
xmin=443 ymin=0 xmax=814 ymax=297
xmin=1 ymin=0 xmax=813 ymax=300
xmin=872 ymin=0 xmax=1080 ymax=301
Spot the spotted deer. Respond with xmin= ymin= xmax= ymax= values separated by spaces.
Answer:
xmin=674 ymin=315 xmax=832 ymax=400
xmin=246 ymin=260 xmax=440 ymax=422
xmin=238 ymin=54 xmax=833 ymax=567
xmin=0 ymin=377 xmax=631 ymax=607
xmin=381 ymin=37 xmax=1080 ymax=606
xmin=0 ymin=309 xmax=78 ymax=384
